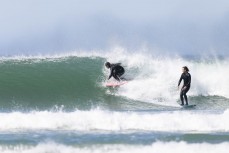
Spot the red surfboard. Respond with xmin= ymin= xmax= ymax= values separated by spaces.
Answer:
xmin=105 ymin=81 xmax=128 ymax=87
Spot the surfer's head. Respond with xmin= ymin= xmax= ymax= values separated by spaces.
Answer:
xmin=182 ymin=66 xmax=189 ymax=72
xmin=105 ymin=62 xmax=111 ymax=68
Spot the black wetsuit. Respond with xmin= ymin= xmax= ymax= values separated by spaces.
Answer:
xmin=108 ymin=63 xmax=125 ymax=81
xmin=178 ymin=72 xmax=191 ymax=105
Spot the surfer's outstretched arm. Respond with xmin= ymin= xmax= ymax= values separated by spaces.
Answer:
xmin=108 ymin=67 xmax=114 ymax=80
xmin=178 ymin=74 xmax=183 ymax=88
xmin=108 ymin=72 xmax=112 ymax=80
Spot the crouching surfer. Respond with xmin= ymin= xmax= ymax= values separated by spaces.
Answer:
xmin=105 ymin=62 xmax=125 ymax=81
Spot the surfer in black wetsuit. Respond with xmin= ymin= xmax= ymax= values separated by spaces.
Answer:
xmin=178 ymin=66 xmax=191 ymax=105
xmin=105 ymin=62 xmax=125 ymax=81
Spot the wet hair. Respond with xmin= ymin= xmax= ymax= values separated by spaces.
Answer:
xmin=105 ymin=62 xmax=111 ymax=68
xmin=183 ymin=66 xmax=189 ymax=72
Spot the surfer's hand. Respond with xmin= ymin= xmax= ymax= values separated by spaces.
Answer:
xmin=182 ymin=86 xmax=187 ymax=91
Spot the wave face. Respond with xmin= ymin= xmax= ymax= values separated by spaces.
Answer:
xmin=0 ymin=56 xmax=107 ymax=110
xmin=0 ymin=52 xmax=229 ymax=111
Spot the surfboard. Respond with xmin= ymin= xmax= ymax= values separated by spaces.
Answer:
xmin=105 ymin=81 xmax=128 ymax=87
xmin=180 ymin=104 xmax=196 ymax=108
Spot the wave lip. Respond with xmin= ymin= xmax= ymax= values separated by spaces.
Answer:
xmin=0 ymin=109 xmax=229 ymax=132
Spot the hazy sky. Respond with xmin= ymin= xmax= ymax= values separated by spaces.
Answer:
xmin=0 ymin=0 xmax=229 ymax=55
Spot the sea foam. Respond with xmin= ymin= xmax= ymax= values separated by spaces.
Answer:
xmin=0 ymin=141 xmax=229 ymax=153
xmin=0 ymin=109 xmax=229 ymax=132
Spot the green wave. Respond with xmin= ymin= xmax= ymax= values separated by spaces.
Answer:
xmin=0 ymin=57 xmax=109 ymax=110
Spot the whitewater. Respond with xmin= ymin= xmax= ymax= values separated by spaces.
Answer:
xmin=0 ymin=49 xmax=229 ymax=153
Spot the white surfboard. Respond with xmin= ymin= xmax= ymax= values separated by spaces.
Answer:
xmin=180 ymin=104 xmax=196 ymax=108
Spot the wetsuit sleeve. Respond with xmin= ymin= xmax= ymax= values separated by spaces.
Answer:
xmin=178 ymin=74 xmax=183 ymax=86
xmin=108 ymin=67 xmax=114 ymax=80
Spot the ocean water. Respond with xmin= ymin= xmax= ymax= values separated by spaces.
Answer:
xmin=0 ymin=51 xmax=229 ymax=152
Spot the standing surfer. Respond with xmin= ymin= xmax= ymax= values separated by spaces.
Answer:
xmin=178 ymin=66 xmax=191 ymax=105
xmin=105 ymin=62 xmax=125 ymax=81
